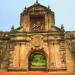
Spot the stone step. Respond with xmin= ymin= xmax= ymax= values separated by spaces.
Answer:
xmin=0 ymin=72 xmax=74 ymax=75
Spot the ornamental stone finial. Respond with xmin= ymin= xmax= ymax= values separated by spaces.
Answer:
xmin=36 ymin=0 xmax=38 ymax=3
xmin=61 ymin=24 xmax=64 ymax=31
xmin=11 ymin=25 xmax=14 ymax=30
xmin=25 ymin=6 xmax=26 ymax=9
xmin=48 ymin=5 xmax=50 ymax=9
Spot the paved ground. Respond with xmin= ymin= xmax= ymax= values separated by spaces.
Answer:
xmin=0 ymin=72 xmax=74 ymax=75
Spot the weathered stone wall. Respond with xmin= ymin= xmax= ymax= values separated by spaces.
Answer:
xmin=7 ymin=32 xmax=66 ymax=71
xmin=65 ymin=31 xmax=75 ymax=72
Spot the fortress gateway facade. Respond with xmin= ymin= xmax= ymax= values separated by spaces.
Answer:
xmin=0 ymin=1 xmax=75 ymax=72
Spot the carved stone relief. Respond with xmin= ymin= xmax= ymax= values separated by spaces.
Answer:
xmin=31 ymin=35 xmax=43 ymax=49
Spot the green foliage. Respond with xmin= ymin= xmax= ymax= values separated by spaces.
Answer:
xmin=11 ymin=29 xmax=19 ymax=32
xmin=0 ymin=30 xmax=3 ymax=32
xmin=31 ymin=54 xmax=46 ymax=66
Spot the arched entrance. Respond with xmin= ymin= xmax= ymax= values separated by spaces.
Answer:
xmin=28 ymin=50 xmax=47 ymax=71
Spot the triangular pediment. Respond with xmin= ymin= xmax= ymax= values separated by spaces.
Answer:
xmin=21 ymin=3 xmax=53 ymax=15
xmin=27 ymin=4 xmax=49 ymax=11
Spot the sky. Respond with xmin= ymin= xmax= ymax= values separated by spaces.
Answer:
xmin=0 ymin=0 xmax=75 ymax=31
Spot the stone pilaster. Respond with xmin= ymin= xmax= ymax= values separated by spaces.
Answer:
xmin=12 ymin=43 xmax=21 ymax=68
xmin=65 ymin=41 xmax=74 ymax=72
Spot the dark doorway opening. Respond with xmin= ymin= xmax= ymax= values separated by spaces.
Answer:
xmin=28 ymin=50 xmax=47 ymax=71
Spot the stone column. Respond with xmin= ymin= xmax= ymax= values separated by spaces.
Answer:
xmin=45 ymin=14 xmax=48 ymax=31
xmin=12 ymin=43 xmax=21 ymax=68
xmin=65 ymin=41 xmax=74 ymax=72
xmin=49 ymin=41 xmax=56 ymax=70
xmin=54 ymin=41 xmax=62 ymax=69
xmin=21 ymin=15 xmax=30 ymax=32
xmin=20 ymin=43 xmax=28 ymax=71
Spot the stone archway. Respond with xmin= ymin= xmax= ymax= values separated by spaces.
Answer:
xmin=28 ymin=49 xmax=47 ymax=71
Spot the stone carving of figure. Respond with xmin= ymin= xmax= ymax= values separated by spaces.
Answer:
xmin=32 ymin=21 xmax=43 ymax=31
